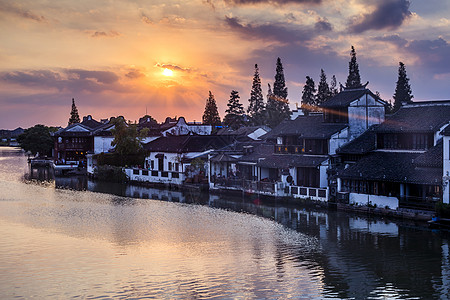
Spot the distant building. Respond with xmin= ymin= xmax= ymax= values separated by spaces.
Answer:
xmin=52 ymin=115 xmax=102 ymax=163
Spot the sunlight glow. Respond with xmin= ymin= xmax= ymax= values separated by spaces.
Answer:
xmin=163 ymin=68 xmax=173 ymax=76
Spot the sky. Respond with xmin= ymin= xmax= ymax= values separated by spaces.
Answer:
xmin=1 ymin=0 xmax=450 ymax=129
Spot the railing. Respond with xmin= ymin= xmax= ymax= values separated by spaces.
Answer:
xmin=213 ymin=178 xmax=277 ymax=195
xmin=57 ymin=143 xmax=88 ymax=151
xmin=284 ymin=185 xmax=328 ymax=201
xmin=129 ymin=169 xmax=183 ymax=183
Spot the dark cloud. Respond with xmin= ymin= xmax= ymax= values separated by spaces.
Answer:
xmin=1 ymin=69 xmax=120 ymax=93
xmin=223 ymin=0 xmax=321 ymax=5
xmin=348 ymin=0 xmax=411 ymax=33
xmin=0 ymin=1 xmax=47 ymax=23
xmin=405 ymin=38 xmax=450 ymax=73
xmin=155 ymin=63 xmax=191 ymax=72
xmin=373 ymin=34 xmax=408 ymax=47
xmin=314 ymin=18 xmax=333 ymax=32
xmin=225 ymin=16 xmax=313 ymax=43
xmin=141 ymin=12 xmax=153 ymax=24
xmin=125 ymin=70 xmax=145 ymax=79
xmin=91 ymin=31 xmax=120 ymax=38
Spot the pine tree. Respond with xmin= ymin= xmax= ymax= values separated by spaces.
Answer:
xmin=330 ymin=75 xmax=338 ymax=97
xmin=224 ymin=90 xmax=245 ymax=130
xmin=393 ymin=62 xmax=413 ymax=113
xmin=317 ymin=69 xmax=331 ymax=106
xmin=68 ymin=98 xmax=80 ymax=125
xmin=266 ymin=57 xmax=291 ymax=128
xmin=346 ymin=46 xmax=361 ymax=89
xmin=301 ymin=76 xmax=317 ymax=114
xmin=247 ymin=64 xmax=265 ymax=126
xmin=202 ymin=91 xmax=221 ymax=127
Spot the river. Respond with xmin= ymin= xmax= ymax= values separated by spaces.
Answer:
xmin=0 ymin=147 xmax=449 ymax=299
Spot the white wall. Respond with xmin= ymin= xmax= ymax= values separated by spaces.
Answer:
xmin=348 ymin=93 xmax=385 ymax=140
xmin=319 ymin=164 xmax=328 ymax=188
xmin=94 ymin=136 xmax=114 ymax=154
xmin=145 ymin=152 xmax=184 ymax=172
xmin=329 ymin=128 xmax=349 ymax=155
xmin=443 ymin=135 xmax=450 ymax=204
xmin=349 ymin=193 xmax=399 ymax=209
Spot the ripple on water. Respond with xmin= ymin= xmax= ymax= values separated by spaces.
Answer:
xmin=0 ymin=179 xmax=325 ymax=299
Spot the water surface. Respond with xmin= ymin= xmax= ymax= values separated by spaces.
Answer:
xmin=0 ymin=147 xmax=449 ymax=299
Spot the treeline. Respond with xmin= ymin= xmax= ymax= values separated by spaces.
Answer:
xmin=203 ymin=46 xmax=414 ymax=129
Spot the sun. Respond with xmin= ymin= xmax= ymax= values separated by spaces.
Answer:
xmin=162 ymin=68 xmax=173 ymax=76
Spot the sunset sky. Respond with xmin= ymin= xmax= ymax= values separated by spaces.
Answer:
xmin=1 ymin=0 xmax=450 ymax=129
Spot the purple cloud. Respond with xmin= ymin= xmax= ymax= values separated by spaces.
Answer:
xmin=225 ymin=16 xmax=314 ymax=43
xmin=349 ymin=0 xmax=411 ymax=33
xmin=223 ymin=0 xmax=321 ymax=5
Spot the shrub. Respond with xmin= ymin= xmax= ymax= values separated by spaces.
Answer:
xmin=94 ymin=165 xmax=128 ymax=182
xmin=435 ymin=201 xmax=450 ymax=218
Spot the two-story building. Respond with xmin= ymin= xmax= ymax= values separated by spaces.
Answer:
xmin=335 ymin=101 xmax=450 ymax=210
xmin=126 ymin=135 xmax=231 ymax=185
xmin=209 ymin=86 xmax=386 ymax=201
xmin=53 ymin=115 xmax=103 ymax=164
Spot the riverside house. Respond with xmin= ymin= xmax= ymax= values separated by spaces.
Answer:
xmin=334 ymin=101 xmax=450 ymax=209
xmin=125 ymin=135 xmax=231 ymax=186
xmin=209 ymin=86 xmax=387 ymax=201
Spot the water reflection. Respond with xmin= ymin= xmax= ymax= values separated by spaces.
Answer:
xmin=1 ymin=147 xmax=450 ymax=299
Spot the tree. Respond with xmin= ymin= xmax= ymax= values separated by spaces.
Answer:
xmin=317 ymin=69 xmax=332 ymax=106
xmin=330 ymin=75 xmax=338 ymax=97
xmin=68 ymin=98 xmax=81 ymax=125
xmin=224 ymin=90 xmax=245 ymax=130
xmin=247 ymin=64 xmax=266 ymax=126
xmin=266 ymin=57 xmax=291 ymax=128
xmin=346 ymin=46 xmax=361 ymax=89
xmin=111 ymin=118 xmax=148 ymax=156
xmin=17 ymin=125 xmax=54 ymax=157
xmin=392 ymin=62 xmax=413 ymax=113
xmin=202 ymin=91 xmax=221 ymax=127
xmin=301 ymin=76 xmax=317 ymax=114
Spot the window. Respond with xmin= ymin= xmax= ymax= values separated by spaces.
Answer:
xmin=175 ymin=163 xmax=179 ymax=171
xmin=168 ymin=162 xmax=172 ymax=171
xmin=150 ymin=160 xmax=154 ymax=169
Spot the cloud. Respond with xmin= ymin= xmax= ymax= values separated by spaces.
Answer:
xmin=348 ymin=0 xmax=411 ymax=33
xmin=141 ymin=12 xmax=153 ymax=24
xmin=405 ymin=38 xmax=450 ymax=73
xmin=155 ymin=63 xmax=191 ymax=73
xmin=225 ymin=16 xmax=313 ymax=43
xmin=223 ymin=0 xmax=321 ymax=5
xmin=373 ymin=34 xmax=408 ymax=47
xmin=314 ymin=18 xmax=333 ymax=32
xmin=125 ymin=69 xmax=145 ymax=79
xmin=1 ymin=69 xmax=120 ymax=93
xmin=0 ymin=1 xmax=47 ymax=23
xmin=90 ymin=30 xmax=121 ymax=38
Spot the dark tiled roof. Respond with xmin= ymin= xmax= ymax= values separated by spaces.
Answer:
xmin=210 ymin=153 xmax=238 ymax=162
xmin=413 ymin=140 xmax=443 ymax=168
xmin=338 ymin=151 xmax=441 ymax=185
xmin=239 ymin=143 xmax=276 ymax=163
xmin=263 ymin=115 xmax=347 ymax=140
xmin=81 ymin=118 xmax=102 ymax=129
xmin=256 ymin=154 xmax=328 ymax=169
xmin=337 ymin=127 xmax=377 ymax=155
xmin=377 ymin=102 xmax=450 ymax=133
xmin=143 ymin=135 xmax=231 ymax=153
xmin=217 ymin=126 xmax=270 ymax=136
xmin=442 ymin=125 xmax=450 ymax=136
xmin=321 ymin=88 xmax=372 ymax=108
